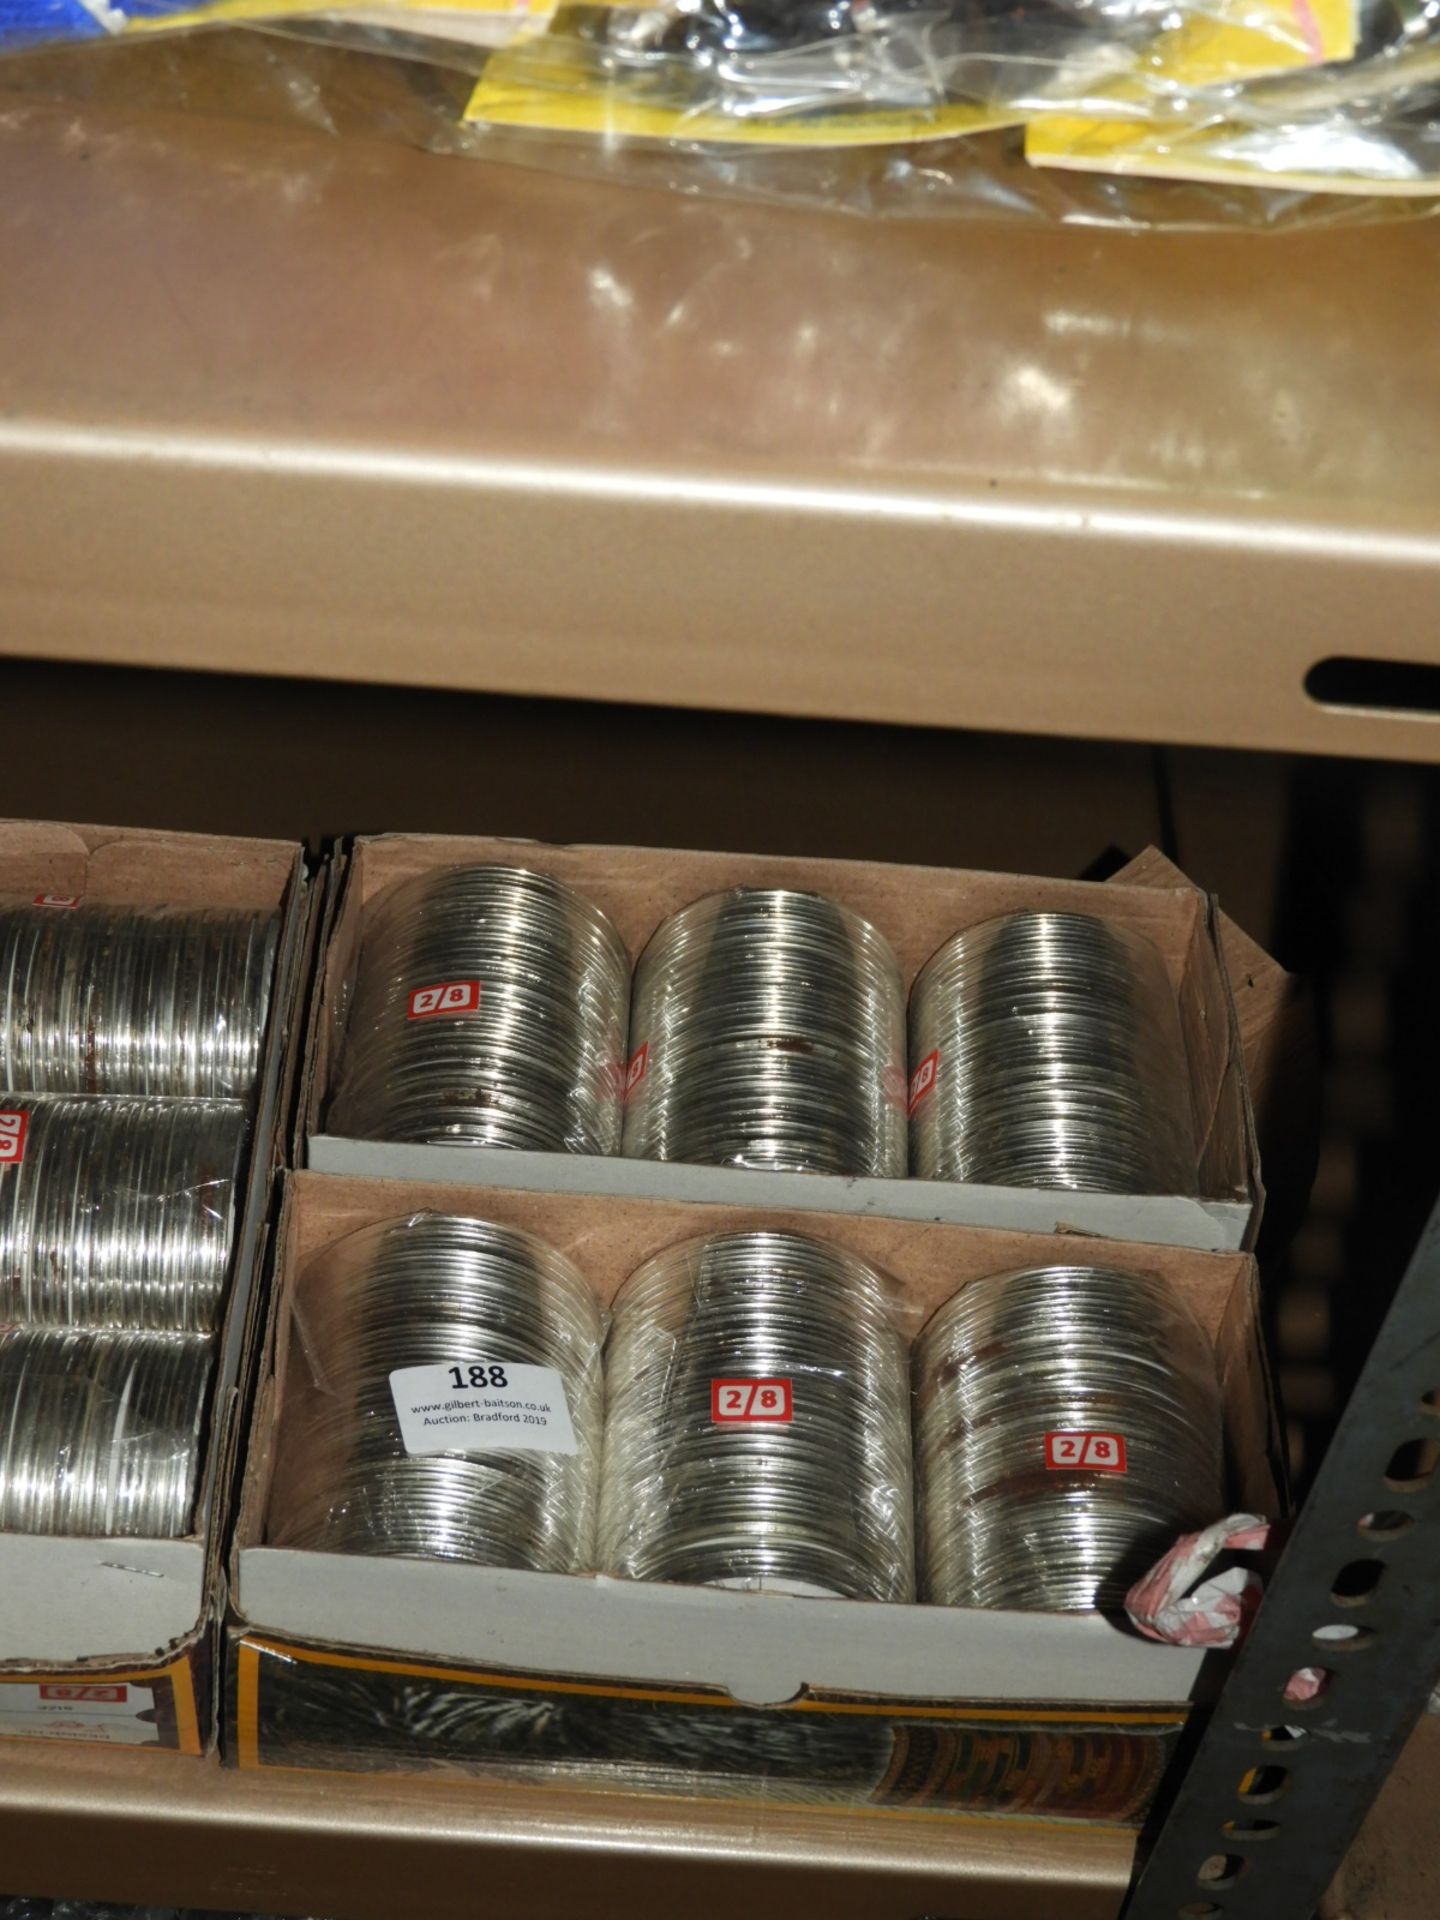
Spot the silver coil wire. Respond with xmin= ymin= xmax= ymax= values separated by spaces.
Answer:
xmin=0 ymin=902 xmax=278 ymax=1100
xmin=327 ymin=867 xmax=632 ymax=1152
xmin=914 ymin=1265 xmax=1225 ymax=1612
xmin=599 ymin=1231 xmax=915 ymax=1601
xmin=0 ymin=1096 xmax=249 ymax=1334
xmin=908 ymin=910 xmax=1199 ymax=1195
xmin=0 ymin=1328 xmax=213 ymax=1538
xmin=621 ymin=889 xmax=907 ymax=1177
xmin=267 ymin=1213 xmax=604 ymax=1571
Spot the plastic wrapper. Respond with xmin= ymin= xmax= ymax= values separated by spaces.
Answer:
xmin=1126 ymin=1517 xmax=1342 ymax=1705
xmin=327 ymin=866 xmax=631 ymax=1152
xmin=0 ymin=1327 xmax=213 ymax=1537
xmin=267 ymin=1212 xmax=604 ymax=1570
xmin=908 ymin=910 xmax=1199 ymax=1195
xmin=0 ymin=900 xmax=278 ymax=1101
xmin=0 ymin=27 xmax=1433 ymax=222
xmin=236 ymin=1630 xmax=1176 ymax=1817
xmin=1028 ymin=0 xmax=1440 ymax=192
xmin=598 ymin=1230 xmax=916 ymax=1600
xmin=623 ymin=889 xmax=907 ymax=1177
xmin=0 ymin=1095 xmax=249 ymax=1333
xmin=459 ymin=0 xmax=1354 ymax=141
xmin=1126 ymin=1511 xmax=1270 ymax=1645
xmin=914 ymin=1265 xmax=1226 ymax=1610
xmin=453 ymin=0 xmax=1439 ymax=202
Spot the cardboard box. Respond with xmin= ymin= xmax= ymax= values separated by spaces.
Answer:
xmin=305 ymin=834 xmax=1263 ymax=1253
xmin=1113 ymin=846 xmax=1318 ymax=1248
xmin=229 ymin=1170 xmax=1282 ymax=1820
xmin=0 ymin=819 xmax=316 ymax=1751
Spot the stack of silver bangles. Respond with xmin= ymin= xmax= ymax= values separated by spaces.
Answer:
xmin=267 ymin=1213 xmax=604 ymax=1571
xmin=622 ymin=889 xmax=906 ymax=1176
xmin=328 ymin=867 xmax=631 ymax=1151
xmin=599 ymin=1231 xmax=915 ymax=1600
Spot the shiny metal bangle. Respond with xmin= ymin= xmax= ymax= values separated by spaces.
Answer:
xmin=328 ymin=866 xmax=631 ymax=1152
xmin=268 ymin=1212 xmax=604 ymax=1572
xmin=600 ymin=1230 xmax=914 ymax=1601
xmin=915 ymin=1264 xmax=1224 ymax=1611
xmin=0 ymin=1328 xmax=213 ymax=1538
xmin=622 ymin=889 xmax=907 ymax=1177
xmin=0 ymin=902 xmax=278 ymax=1099
xmin=909 ymin=910 xmax=1198 ymax=1194
xmin=0 ymin=1095 xmax=249 ymax=1334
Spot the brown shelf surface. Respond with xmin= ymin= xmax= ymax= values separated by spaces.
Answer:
xmin=0 ymin=1742 xmax=1136 ymax=1919
xmin=1 ymin=64 xmax=1440 ymax=760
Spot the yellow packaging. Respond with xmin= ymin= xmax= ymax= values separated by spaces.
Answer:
xmin=464 ymin=0 xmax=1356 ymax=146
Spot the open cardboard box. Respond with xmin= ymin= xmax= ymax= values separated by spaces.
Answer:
xmin=0 ymin=820 xmax=317 ymax=1750
xmin=304 ymin=834 xmax=1265 ymax=1253
xmin=230 ymin=1170 xmax=1283 ymax=1817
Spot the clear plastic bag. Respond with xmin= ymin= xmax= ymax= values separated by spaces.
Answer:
xmin=0 ymin=1327 xmax=213 ymax=1538
xmin=460 ymin=0 xmax=1356 ymax=145
xmin=914 ymin=1264 xmax=1226 ymax=1611
xmin=1027 ymin=1 xmax=1440 ymax=193
xmin=622 ymin=889 xmax=907 ymax=1179
xmin=267 ymin=1212 xmax=605 ymax=1571
xmin=908 ymin=910 xmax=1199 ymax=1195
xmin=456 ymin=0 xmax=1440 ymax=197
xmin=0 ymin=27 xmax=1433 ymax=221
xmin=598 ymin=1230 xmax=916 ymax=1601
xmin=0 ymin=900 xmax=277 ymax=1100
xmin=0 ymin=1096 xmax=249 ymax=1333
xmin=327 ymin=866 xmax=630 ymax=1153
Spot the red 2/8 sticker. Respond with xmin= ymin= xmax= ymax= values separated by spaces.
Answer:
xmin=0 ymin=1112 xmax=28 ymax=1167
xmin=408 ymin=981 xmax=481 ymax=1020
xmin=908 ymin=1050 xmax=940 ymax=1115
xmin=712 ymin=1379 xmax=793 ymax=1425
xmin=33 ymin=894 xmax=81 ymax=909
xmin=625 ymin=1044 xmax=649 ymax=1099
xmin=1046 ymin=1431 xmax=1127 ymax=1472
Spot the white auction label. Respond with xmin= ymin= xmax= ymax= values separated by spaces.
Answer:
xmin=0 ymin=1682 xmax=160 ymax=1746
xmin=389 ymin=1362 xmax=578 ymax=1457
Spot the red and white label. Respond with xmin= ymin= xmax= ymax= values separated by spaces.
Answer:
xmin=0 ymin=1679 xmax=156 ymax=1747
xmin=0 ymin=1112 xmax=27 ymax=1168
xmin=407 ymin=981 xmax=482 ymax=1021
xmin=33 ymin=893 xmax=81 ymax=909
xmin=712 ymin=1379 xmax=793 ymax=1425
xmin=1045 ymin=1431 xmax=1128 ymax=1473
xmin=908 ymin=1049 xmax=940 ymax=1115
xmin=625 ymin=1043 xmax=649 ymax=1100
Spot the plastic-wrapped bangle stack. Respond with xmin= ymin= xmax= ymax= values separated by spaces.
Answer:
xmin=622 ymin=889 xmax=907 ymax=1176
xmin=908 ymin=910 xmax=1199 ymax=1194
xmin=327 ymin=866 xmax=631 ymax=1152
xmin=0 ymin=902 xmax=278 ymax=1099
xmin=0 ymin=1328 xmax=213 ymax=1538
xmin=0 ymin=1096 xmax=250 ymax=1334
xmin=914 ymin=1265 xmax=1225 ymax=1611
xmin=267 ymin=1213 xmax=604 ymax=1571
xmin=599 ymin=1230 xmax=915 ymax=1600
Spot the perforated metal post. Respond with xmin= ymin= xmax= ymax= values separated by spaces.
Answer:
xmin=1123 ymin=1199 xmax=1440 ymax=1920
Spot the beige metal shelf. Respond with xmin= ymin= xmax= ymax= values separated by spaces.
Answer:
xmin=1 ymin=68 xmax=1439 ymax=760
xmin=0 ymin=1741 xmax=1136 ymax=1919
